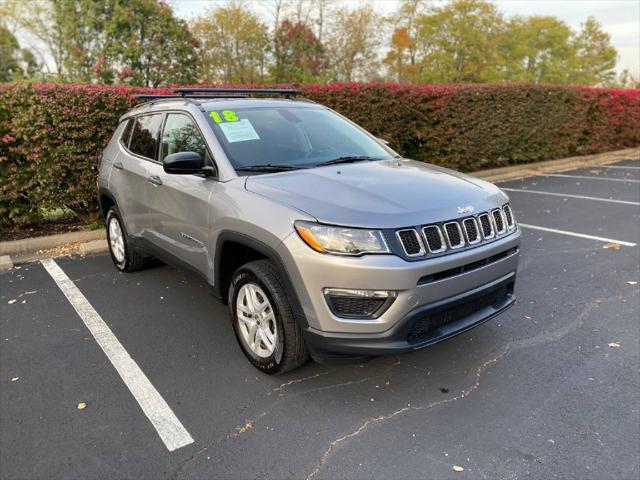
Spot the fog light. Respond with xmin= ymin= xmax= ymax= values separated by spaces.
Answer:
xmin=323 ymin=288 xmax=397 ymax=319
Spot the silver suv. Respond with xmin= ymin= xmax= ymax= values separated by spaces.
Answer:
xmin=98 ymin=88 xmax=520 ymax=374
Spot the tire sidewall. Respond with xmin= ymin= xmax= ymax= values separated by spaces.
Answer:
xmin=229 ymin=269 xmax=285 ymax=373
xmin=106 ymin=208 xmax=128 ymax=271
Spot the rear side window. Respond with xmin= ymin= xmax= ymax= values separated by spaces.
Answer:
xmin=120 ymin=119 xmax=134 ymax=147
xmin=129 ymin=114 xmax=164 ymax=160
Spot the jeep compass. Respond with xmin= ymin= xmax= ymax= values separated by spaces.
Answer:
xmin=98 ymin=88 xmax=520 ymax=374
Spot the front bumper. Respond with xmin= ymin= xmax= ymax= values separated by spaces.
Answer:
xmin=278 ymin=228 xmax=520 ymax=334
xmin=302 ymin=272 xmax=515 ymax=362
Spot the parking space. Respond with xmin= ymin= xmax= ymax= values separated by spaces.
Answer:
xmin=1 ymin=158 xmax=639 ymax=479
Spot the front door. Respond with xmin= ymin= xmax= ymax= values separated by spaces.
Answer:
xmin=147 ymin=112 xmax=217 ymax=278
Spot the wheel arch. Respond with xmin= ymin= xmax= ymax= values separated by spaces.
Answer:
xmin=214 ymin=231 xmax=308 ymax=328
xmin=98 ymin=188 xmax=117 ymax=220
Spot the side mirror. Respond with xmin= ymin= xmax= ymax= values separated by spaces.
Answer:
xmin=163 ymin=151 xmax=203 ymax=174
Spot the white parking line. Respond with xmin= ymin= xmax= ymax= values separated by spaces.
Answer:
xmin=519 ymin=224 xmax=637 ymax=247
xmin=503 ymin=188 xmax=640 ymax=206
xmin=596 ymin=165 xmax=640 ymax=170
xmin=40 ymin=258 xmax=194 ymax=452
xmin=541 ymin=174 xmax=640 ymax=184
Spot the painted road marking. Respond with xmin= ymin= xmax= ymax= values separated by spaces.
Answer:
xmin=40 ymin=258 xmax=194 ymax=452
xmin=541 ymin=174 xmax=640 ymax=184
xmin=519 ymin=224 xmax=637 ymax=247
xmin=596 ymin=165 xmax=640 ymax=170
xmin=503 ymin=188 xmax=640 ymax=206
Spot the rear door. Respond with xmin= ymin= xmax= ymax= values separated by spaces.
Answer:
xmin=145 ymin=112 xmax=217 ymax=277
xmin=118 ymin=113 xmax=165 ymax=241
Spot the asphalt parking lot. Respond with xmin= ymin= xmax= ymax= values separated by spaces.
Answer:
xmin=1 ymin=158 xmax=639 ymax=480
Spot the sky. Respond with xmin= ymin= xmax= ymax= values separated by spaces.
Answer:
xmin=169 ymin=0 xmax=640 ymax=78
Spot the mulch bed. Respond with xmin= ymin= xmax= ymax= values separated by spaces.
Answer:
xmin=0 ymin=217 xmax=88 ymax=242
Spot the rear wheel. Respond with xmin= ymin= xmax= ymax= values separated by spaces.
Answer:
xmin=105 ymin=207 xmax=147 ymax=272
xmin=229 ymin=260 xmax=308 ymax=374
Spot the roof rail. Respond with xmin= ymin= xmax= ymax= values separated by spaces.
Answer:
xmin=173 ymin=88 xmax=299 ymax=98
xmin=134 ymin=95 xmax=185 ymax=100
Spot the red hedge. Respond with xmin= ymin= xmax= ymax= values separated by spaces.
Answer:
xmin=1 ymin=82 xmax=638 ymax=227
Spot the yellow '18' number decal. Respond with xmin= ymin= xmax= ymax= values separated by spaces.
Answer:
xmin=210 ymin=110 xmax=239 ymax=123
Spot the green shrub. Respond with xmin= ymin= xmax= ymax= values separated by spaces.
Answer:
xmin=0 ymin=82 xmax=638 ymax=228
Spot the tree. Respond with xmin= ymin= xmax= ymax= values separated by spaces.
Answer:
xmin=570 ymin=17 xmax=617 ymax=85
xmin=0 ymin=24 xmax=22 ymax=81
xmin=384 ymin=27 xmax=415 ymax=82
xmin=271 ymin=19 xmax=325 ymax=82
xmin=501 ymin=16 xmax=575 ymax=83
xmin=326 ymin=4 xmax=382 ymax=81
xmin=414 ymin=0 xmax=505 ymax=83
xmin=385 ymin=0 xmax=424 ymax=82
xmin=192 ymin=4 xmax=269 ymax=84
xmin=109 ymin=0 xmax=200 ymax=87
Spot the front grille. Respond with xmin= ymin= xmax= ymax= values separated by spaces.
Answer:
xmin=503 ymin=204 xmax=514 ymax=229
xmin=492 ymin=209 xmax=506 ymax=234
xmin=394 ymin=203 xmax=515 ymax=258
xmin=444 ymin=222 xmax=464 ymax=248
xmin=407 ymin=284 xmax=511 ymax=343
xmin=422 ymin=226 xmax=445 ymax=253
xmin=327 ymin=296 xmax=387 ymax=318
xmin=396 ymin=229 xmax=423 ymax=256
xmin=463 ymin=218 xmax=480 ymax=244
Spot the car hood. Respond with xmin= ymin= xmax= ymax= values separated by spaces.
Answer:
xmin=244 ymin=159 xmax=507 ymax=228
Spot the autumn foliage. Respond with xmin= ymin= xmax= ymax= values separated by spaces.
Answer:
xmin=1 ymin=82 xmax=638 ymax=227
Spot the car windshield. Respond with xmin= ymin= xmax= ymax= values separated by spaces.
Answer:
xmin=205 ymin=106 xmax=394 ymax=172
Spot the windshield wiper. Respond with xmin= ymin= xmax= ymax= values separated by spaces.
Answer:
xmin=235 ymin=164 xmax=303 ymax=172
xmin=315 ymin=156 xmax=379 ymax=167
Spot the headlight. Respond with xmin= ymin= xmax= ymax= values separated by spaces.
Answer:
xmin=294 ymin=221 xmax=390 ymax=255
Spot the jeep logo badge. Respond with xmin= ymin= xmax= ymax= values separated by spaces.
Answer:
xmin=457 ymin=205 xmax=474 ymax=214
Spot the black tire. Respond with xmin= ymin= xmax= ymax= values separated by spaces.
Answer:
xmin=105 ymin=207 xmax=147 ymax=272
xmin=228 ymin=259 xmax=308 ymax=375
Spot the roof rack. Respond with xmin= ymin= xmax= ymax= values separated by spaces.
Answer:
xmin=174 ymin=88 xmax=299 ymax=98
xmin=134 ymin=88 xmax=299 ymax=102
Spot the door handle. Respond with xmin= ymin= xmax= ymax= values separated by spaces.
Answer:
xmin=113 ymin=161 xmax=124 ymax=170
xmin=148 ymin=175 xmax=163 ymax=186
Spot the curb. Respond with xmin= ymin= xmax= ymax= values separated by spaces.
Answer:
xmin=0 ymin=147 xmax=638 ymax=265
xmin=0 ymin=229 xmax=106 ymax=257
xmin=471 ymin=147 xmax=639 ymax=183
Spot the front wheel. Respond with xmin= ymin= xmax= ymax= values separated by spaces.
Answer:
xmin=228 ymin=260 xmax=308 ymax=374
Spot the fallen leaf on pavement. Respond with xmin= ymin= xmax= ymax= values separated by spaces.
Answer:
xmin=232 ymin=420 xmax=253 ymax=437
xmin=452 ymin=465 xmax=464 ymax=472
xmin=384 ymin=380 xmax=392 ymax=385
xmin=7 ymin=299 xmax=16 ymax=304
xmin=602 ymin=243 xmax=620 ymax=250
xmin=77 ymin=402 xmax=87 ymax=410
xmin=608 ymin=342 xmax=621 ymax=348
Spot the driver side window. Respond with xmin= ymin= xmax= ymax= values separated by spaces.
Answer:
xmin=160 ymin=114 xmax=209 ymax=163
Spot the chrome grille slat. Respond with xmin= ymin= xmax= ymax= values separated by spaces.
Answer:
xmin=478 ymin=213 xmax=495 ymax=239
xmin=444 ymin=222 xmax=465 ymax=249
xmin=492 ymin=209 xmax=507 ymax=235
xmin=396 ymin=229 xmax=425 ymax=257
xmin=462 ymin=217 xmax=481 ymax=244
xmin=421 ymin=226 xmax=446 ymax=253
xmin=503 ymin=204 xmax=515 ymax=230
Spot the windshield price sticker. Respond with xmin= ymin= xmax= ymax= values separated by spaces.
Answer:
xmin=210 ymin=110 xmax=239 ymax=123
xmin=218 ymin=119 xmax=260 ymax=143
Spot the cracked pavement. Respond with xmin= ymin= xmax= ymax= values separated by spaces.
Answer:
xmin=1 ymin=159 xmax=639 ymax=479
